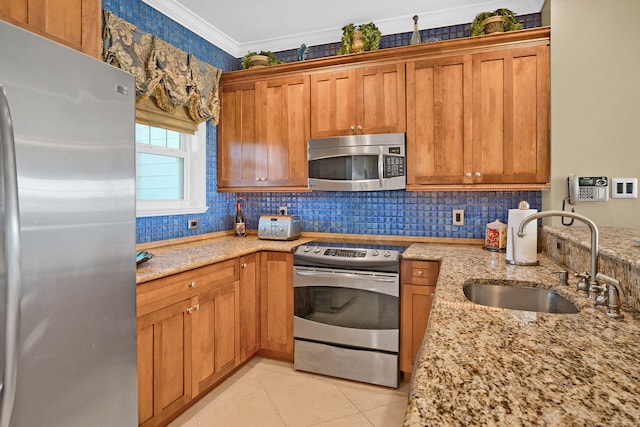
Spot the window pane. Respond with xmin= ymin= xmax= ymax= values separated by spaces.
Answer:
xmin=135 ymin=123 xmax=150 ymax=144
xmin=137 ymin=152 xmax=184 ymax=200
xmin=166 ymin=130 xmax=181 ymax=149
xmin=149 ymin=126 xmax=167 ymax=147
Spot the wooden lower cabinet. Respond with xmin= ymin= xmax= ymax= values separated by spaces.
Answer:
xmin=239 ymin=253 xmax=260 ymax=362
xmin=400 ymin=260 xmax=440 ymax=378
xmin=136 ymin=251 xmax=295 ymax=426
xmin=191 ymin=281 xmax=240 ymax=396
xmin=259 ymin=251 xmax=294 ymax=360
xmin=136 ymin=259 xmax=240 ymax=427
xmin=137 ymin=299 xmax=192 ymax=427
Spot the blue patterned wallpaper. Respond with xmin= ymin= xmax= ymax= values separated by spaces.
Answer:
xmin=102 ymin=0 xmax=543 ymax=243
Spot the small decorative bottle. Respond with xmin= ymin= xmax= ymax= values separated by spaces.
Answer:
xmin=411 ymin=15 xmax=421 ymax=45
xmin=234 ymin=201 xmax=246 ymax=237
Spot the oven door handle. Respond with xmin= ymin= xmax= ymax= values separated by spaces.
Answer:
xmin=293 ymin=270 xmax=398 ymax=297
xmin=295 ymin=270 xmax=396 ymax=282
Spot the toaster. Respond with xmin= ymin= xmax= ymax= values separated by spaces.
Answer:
xmin=258 ymin=215 xmax=302 ymax=240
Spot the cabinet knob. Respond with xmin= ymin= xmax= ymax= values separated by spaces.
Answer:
xmin=189 ymin=281 xmax=196 ymax=288
xmin=417 ymin=270 xmax=423 ymax=277
xmin=261 ymin=177 xmax=267 ymax=181
xmin=241 ymin=262 xmax=247 ymax=268
xmin=187 ymin=307 xmax=194 ymax=314
xmin=465 ymin=172 xmax=472 ymax=177
xmin=194 ymin=304 xmax=200 ymax=311
xmin=255 ymin=177 xmax=261 ymax=181
xmin=357 ymin=125 xmax=362 ymax=131
xmin=349 ymin=125 xmax=355 ymax=131
xmin=474 ymin=172 xmax=481 ymax=177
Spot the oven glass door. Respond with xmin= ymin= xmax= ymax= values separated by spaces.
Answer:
xmin=308 ymin=155 xmax=380 ymax=181
xmin=293 ymin=267 xmax=399 ymax=331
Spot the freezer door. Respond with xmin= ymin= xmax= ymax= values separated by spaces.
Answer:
xmin=0 ymin=21 xmax=137 ymax=426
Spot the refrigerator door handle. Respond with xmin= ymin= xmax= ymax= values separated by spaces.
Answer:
xmin=0 ymin=84 xmax=22 ymax=427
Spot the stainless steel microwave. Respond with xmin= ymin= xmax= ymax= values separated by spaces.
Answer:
xmin=307 ymin=133 xmax=406 ymax=191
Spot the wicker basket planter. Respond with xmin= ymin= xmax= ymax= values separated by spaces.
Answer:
xmin=247 ymin=54 xmax=269 ymax=69
xmin=482 ymin=16 xmax=505 ymax=34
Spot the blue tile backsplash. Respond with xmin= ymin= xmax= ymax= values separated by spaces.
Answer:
xmin=103 ymin=0 xmax=543 ymax=243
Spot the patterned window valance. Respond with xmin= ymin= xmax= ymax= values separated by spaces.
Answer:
xmin=102 ymin=11 xmax=221 ymax=133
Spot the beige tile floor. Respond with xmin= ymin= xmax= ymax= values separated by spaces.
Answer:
xmin=168 ymin=357 xmax=409 ymax=427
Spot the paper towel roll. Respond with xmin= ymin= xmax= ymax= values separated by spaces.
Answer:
xmin=506 ymin=208 xmax=538 ymax=264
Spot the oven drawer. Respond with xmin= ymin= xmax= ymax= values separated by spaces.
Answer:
xmin=294 ymin=339 xmax=398 ymax=388
xmin=294 ymin=316 xmax=398 ymax=352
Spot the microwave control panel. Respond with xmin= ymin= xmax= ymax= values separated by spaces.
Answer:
xmin=384 ymin=155 xmax=405 ymax=178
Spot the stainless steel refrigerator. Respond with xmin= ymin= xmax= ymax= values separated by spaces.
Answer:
xmin=0 ymin=21 xmax=137 ymax=426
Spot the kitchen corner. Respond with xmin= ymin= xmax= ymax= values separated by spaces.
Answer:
xmin=402 ymin=235 xmax=640 ymax=426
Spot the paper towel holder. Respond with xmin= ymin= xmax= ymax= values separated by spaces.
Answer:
xmin=506 ymin=228 xmax=539 ymax=266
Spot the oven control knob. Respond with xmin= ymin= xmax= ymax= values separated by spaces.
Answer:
xmin=303 ymin=246 xmax=311 ymax=252
xmin=371 ymin=250 xmax=379 ymax=256
xmin=383 ymin=250 xmax=391 ymax=257
xmin=313 ymin=246 xmax=321 ymax=253
xmin=328 ymin=249 xmax=337 ymax=256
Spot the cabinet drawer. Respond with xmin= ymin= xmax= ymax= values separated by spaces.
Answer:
xmin=401 ymin=260 xmax=439 ymax=286
xmin=137 ymin=259 xmax=239 ymax=317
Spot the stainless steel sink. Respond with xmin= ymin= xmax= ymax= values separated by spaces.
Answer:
xmin=463 ymin=281 xmax=579 ymax=314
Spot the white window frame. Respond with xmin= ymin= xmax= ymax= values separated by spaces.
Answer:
xmin=136 ymin=122 xmax=208 ymax=217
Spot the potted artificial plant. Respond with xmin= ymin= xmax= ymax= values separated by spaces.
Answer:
xmin=470 ymin=8 xmax=523 ymax=36
xmin=339 ymin=22 xmax=382 ymax=55
xmin=241 ymin=50 xmax=283 ymax=69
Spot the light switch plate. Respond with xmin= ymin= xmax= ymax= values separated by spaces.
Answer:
xmin=611 ymin=178 xmax=638 ymax=199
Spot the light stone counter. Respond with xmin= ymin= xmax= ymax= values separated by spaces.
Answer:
xmin=136 ymin=234 xmax=312 ymax=284
xmin=402 ymin=243 xmax=640 ymax=426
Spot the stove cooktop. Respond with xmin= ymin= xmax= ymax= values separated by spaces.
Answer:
xmin=293 ymin=241 xmax=406 ymax=271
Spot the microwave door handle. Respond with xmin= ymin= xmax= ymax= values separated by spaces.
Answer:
xmin=378 ymin=147 xmax=384 ymax=189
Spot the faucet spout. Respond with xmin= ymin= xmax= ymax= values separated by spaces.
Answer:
xmin=517 ymin=210 xmax=599 ymax=292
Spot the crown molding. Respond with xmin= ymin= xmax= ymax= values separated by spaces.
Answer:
xmin=141 ymin=0 xmax=544 ymax=58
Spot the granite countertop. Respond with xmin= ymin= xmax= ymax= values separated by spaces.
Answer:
xmin=136 ymin=234 xmax=313 ymax=284
xmin=544 ymin=226 xmax=640 ymax=269
xmin=402 ymin=243 xmax=640 ymax=426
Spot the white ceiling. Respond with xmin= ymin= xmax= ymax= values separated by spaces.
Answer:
xmin=141 ymin=0 xmax=545 ymax=57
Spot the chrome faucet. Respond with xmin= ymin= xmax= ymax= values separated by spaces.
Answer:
xmin=595 ymin=272 xmax=625 ymax=319
xmin=517 ymin=210 xmax=599 ymax=297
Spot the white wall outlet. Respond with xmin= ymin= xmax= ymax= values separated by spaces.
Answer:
xmin=452 ymin=209 xmax=464 ymax=226
xmin=188 ymin=219 xmax=199 ymax=230
xmin=611 ymin=178 xmax=638 ymax=199
xmin=279 ymin=206 xmax=288 ymax=215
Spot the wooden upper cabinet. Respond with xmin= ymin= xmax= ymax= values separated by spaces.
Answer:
xmin=255 ymin=76 xmax=310 ymax=188
xmin=406 ymin=56 xmax=472 ymax=186
xmin=310 ymin=63 xmax=406 ymax=137
xmin=218 ymin=82 xmax=258 ymax=189
xmin=0 ymin=0 xmax=101 ymax=58
xmin=471 ymin=45 xmax=550 ymax=184
xmin=218 ymin=77 xmax=309 ymax=191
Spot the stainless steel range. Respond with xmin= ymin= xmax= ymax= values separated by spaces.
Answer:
xmin=293 ymin=241 xmax=405 ymax=388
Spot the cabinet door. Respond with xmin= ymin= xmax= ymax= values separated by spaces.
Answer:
xmin=0 ymin=0 xmax=101 ymax=58
xmin=400 ymin=260 xmax=439 ymax=377
xmin=256 ymin=76 xmax=310 ymax=187
xmin=310 ymin=69 xmax=356 ymax=137
xmin=137 ymin=299 xmax=192 ymax=427
xmin=239 ymin=253 xmax=260 ymax=363
xmin=472 ymin=45 xmax=550 ymax=184
xmin=400 ymin=284 xmax=436 ymax=375
xmin=356 ymin=63 xmax=406 ymax=134
xmin=260 ymin=251 xmax=294 ymax=360
xmin=218 ymin=82 xmax=260 ymax=188
xmin=191 ymin=281 xmax=239 ymax=396
xmin=406 ymin=56 xmax=472 ymax=186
